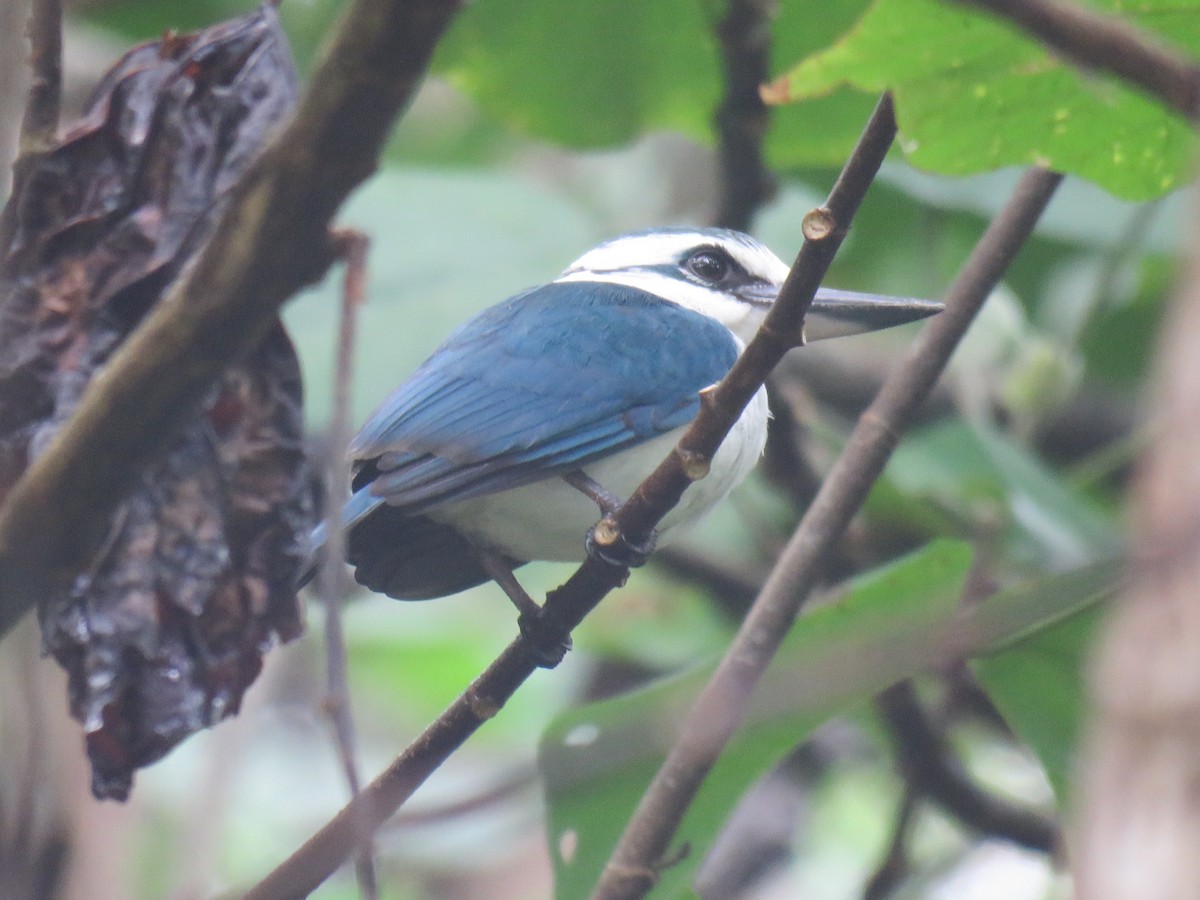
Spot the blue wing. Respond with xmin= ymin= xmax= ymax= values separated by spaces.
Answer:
xmin=347 ymin=281 xmax=740 ymax=512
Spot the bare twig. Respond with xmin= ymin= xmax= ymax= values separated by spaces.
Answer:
xmin=0 ymin=0 xmax=55 ymax=252
xmin=862 ymin=789 xmax=917 ymax=900
xmin=19 ymin=0 xmax=62 ymax=152
xmin=242 ymin=93 xmax=900 ymax=900
xmin=877 ymin=681 xmax=1059 ymax=853
xmin=951 ymin=0 xmax=1200 ymax=122
xmin=0 ymin=0 xmax=30 ymax=197
xmin=0 ymin=0 xmax=465 ymax=641
xmin=712 ymin=0 xmax=777 ymax=231
xmin=590 ymin=167 xmax=1063 ymax=900
xmin=320 ymin=230 xmax=376 ymax=899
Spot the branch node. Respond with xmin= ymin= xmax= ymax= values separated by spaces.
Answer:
xmin=858 ymin=409 xmax=900 ymax=445
xmin=592 ymin=517 xmax=621 ymax=547
xmin=606 ymin=863 xmax=659 ymax=892
xmin=676 ymin=447 xmax=711 ymax=482
xmin=465 ymin=690 xmax=501 ymax=721
xmin=801 ymin=206 xmax=838 ymax=241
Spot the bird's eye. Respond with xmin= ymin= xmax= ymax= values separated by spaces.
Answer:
xmin=685 ymin=250 xmax=732 ymax=284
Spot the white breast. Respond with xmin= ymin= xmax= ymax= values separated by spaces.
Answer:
xmin=432 ymin=387 xmax=770 ymax=562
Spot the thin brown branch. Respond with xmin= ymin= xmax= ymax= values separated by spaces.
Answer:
xmin=242 ymin=93 xmax=900 ymax=900
xmin=244 ymin=637 xmax=542 ymax=899
xmin=19 ymin=0 xmax=61 ymax=152
xmin=951 ymin=0 xmax=1200 ymax=121
xmin=0 ymin=0 xmax=30 ymax=198
xmin=590 ymin=167 xmax=1064 ymax=900
xmin=320 ymin=230 xmax=376 ymax=900
xmin=712 ymin=0 xmax=777 ymax=231
xmin=0 ymin=0 xmax=465 ymax=641
xmin=877 ymin=681 xmax=1059 ymax=853
xmin=862 ymin=789 xmax=917 ymax=900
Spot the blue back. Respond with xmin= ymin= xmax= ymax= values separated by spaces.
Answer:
xmin=349 ymin=281 xmax=740 ymax=512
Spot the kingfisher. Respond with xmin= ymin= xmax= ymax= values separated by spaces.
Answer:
xmin=309 ymin=228 xmax=939 ymax=647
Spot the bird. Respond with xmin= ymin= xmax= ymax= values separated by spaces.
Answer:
xmin=308 ymin=227 xmax=940 ymax=654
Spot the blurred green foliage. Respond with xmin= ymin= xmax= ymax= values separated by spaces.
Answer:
xmin=48 ymin=0 xmax=1188 ymax=896
xmin=770 ymin=0 xmax=1198 ymax=200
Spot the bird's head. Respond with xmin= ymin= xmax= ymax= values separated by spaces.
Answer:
xmin=556 ymin=227 xmax=941 ymax=344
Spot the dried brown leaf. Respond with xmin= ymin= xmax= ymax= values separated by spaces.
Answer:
xmin=0 ymin=7 xmax=313 ymax=800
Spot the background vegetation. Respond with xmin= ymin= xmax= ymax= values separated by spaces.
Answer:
xmin=0 ymin=0 xmax=1192 ymax=897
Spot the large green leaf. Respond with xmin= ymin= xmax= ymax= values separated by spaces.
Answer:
xmin=540 ymin=541 xmax=1118 ymax=896
xmin=768 ymin=0 xmax=1198 ymax=199
xmin=542 ymin=541 xmax=974 ymax=898
xmin=432 ymin=0 xmax=880 ymax=167
xmin=874 ymin=421 xmax=1121 ymax=569
xmin=433 ymin=0 xmax=722 ymax=148
xmin=972 ymin=565 xmax=1117 ymax=800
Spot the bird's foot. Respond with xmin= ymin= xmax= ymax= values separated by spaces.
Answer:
xmin=586 ymin=518 xmax=658 ymax=569
xmin=518 ymin=610 xmax=573 ymax=668
xmin=563 ymin=470 xmax=624 ymax=516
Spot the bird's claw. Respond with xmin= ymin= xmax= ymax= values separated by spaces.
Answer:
xmin=585 ymin=522 xmax=658 ymax=569
xmin=518 ymin=611 xmax=573 ymax=669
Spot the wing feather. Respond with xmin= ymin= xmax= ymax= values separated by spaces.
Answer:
xmin=350 ymin=281 xmax=739 ymax=512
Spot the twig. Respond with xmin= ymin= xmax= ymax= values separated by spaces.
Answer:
xmin=0 ymin=0 xmax=59 ymax=252
xmin=320 ymin=230 xmax=376 ymax=899
xmin=241 ymin=92 xmax=900 ymax=900
xmin=712 ymin=0 xmax=777 ymax=231
xmin=19 ymin=0 xmax=61 ymax=151
xmin=0 ymin=0 xmax=465 ymax=641
xmin=0 ymin=0 xmax=30 ymax=198
xmin=877 ymin=681 xmax=1059 ymax=853
xmin=862 ymin=789 xmax=917 ymax=900
xmin=589 ymin=167 xmax=1064 ymax=900
xmin=951 ymin=0 xmax=1200 ymax=122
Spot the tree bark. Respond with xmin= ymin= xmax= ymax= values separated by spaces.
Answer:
xmin=1075 ymin=197 xmax=1200 ymax=899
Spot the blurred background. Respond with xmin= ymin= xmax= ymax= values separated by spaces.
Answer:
xmin=0 ymin=0 xmax=1183 ymax=898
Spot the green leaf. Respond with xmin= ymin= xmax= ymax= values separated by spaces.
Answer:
xmin=768 ymin=0 xmax=1198 ymax=199
xmin=433 ymin=0 xmax=883 ymax=168
xmin=541 ymin=540 xmax=974 ymax=898
xmin=433 ymin=0 xmax=722 ymax=148
xmin=972 ymin=564 xmax=1117 ymax=799
xmin=973 ymin=425 xmax=1122 ymax=567
xmin=541 ymin=540 xmax=1119 ymax=896
xmin=876 ymin=421 xmax=1121 ymax=569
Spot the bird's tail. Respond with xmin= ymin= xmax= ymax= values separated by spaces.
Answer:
xmin=297 ymin=488 xmax=386 ymax=589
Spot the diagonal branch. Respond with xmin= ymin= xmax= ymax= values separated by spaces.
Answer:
xmin=242 ymin=92 xmax=901 ymax=900
xmin=589 ymin=167 xmax=1063 ymax=900
xmin=0 ymin=0 xmax=465 ymax=642
xmin=949 ymin=0 xmax=1200 ymax=122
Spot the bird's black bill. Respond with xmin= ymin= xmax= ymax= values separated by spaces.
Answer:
xmin=805 ymin=288 xmax=943 ymax=342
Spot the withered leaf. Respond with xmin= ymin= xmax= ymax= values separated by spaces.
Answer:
xmin=0 ymin=6 xmax=314 ymax=800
